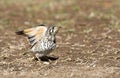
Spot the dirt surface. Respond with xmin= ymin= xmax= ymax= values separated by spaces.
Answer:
xmin=0 ymin=0 xmax=120 ymax=78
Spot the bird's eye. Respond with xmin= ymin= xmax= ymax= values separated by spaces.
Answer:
xmin=48 ymin=26 xmax=56 ymax=35
xmin=50 ymin=29 xmax=53 ymax=33
xmin=51 ymin=27 xmax=55 ymax=32
xmin=49 ymin=28 xmax=54 ymax=34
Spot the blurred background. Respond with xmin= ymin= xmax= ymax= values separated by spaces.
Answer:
xmin=0 ymin=0 xmax=120 ymax=78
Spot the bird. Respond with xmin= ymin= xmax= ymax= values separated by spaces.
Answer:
xmin=16 ymin=24 xmax=60 ymax=62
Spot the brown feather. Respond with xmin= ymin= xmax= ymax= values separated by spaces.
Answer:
xmin=23 ymin=28 xmax=34 ymax=35
xmin=23 ymin=26 xmax=47 ymax=41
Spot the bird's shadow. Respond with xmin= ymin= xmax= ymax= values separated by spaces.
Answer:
xmin=34 ymin=56 xmax=59 ymax=62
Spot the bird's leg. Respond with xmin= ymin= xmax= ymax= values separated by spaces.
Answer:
xmin=30 ymin=52 xmax=38 ymax=61
xmin=35 ymin=53 xmax=43 ymax=63
xmin=35 ymin=53 xmax=50 ymax=64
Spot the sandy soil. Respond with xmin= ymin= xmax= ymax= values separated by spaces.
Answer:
xmin=0 ymin=0 xmax=120 ymax=78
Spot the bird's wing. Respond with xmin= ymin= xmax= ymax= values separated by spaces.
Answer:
xmin=16 ymin=26 xmax=47 ymax=45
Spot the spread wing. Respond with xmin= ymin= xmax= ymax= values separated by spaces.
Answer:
xmin=16 ymin=26 xmax=47 ymax=46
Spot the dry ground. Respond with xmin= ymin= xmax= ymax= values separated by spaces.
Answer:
xmin=0 ymin=0 xmax=120 ymax=78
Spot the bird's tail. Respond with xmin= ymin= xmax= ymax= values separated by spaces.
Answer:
xmin=15 ymin=30 xmax=25 ymax=35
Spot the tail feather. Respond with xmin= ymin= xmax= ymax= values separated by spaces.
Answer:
xmin=15 ymin=30 xmax=25 ymax=35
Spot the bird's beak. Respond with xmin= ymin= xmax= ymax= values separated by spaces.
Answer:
xmin=54 ymin=26 xmax=61 ymax=34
